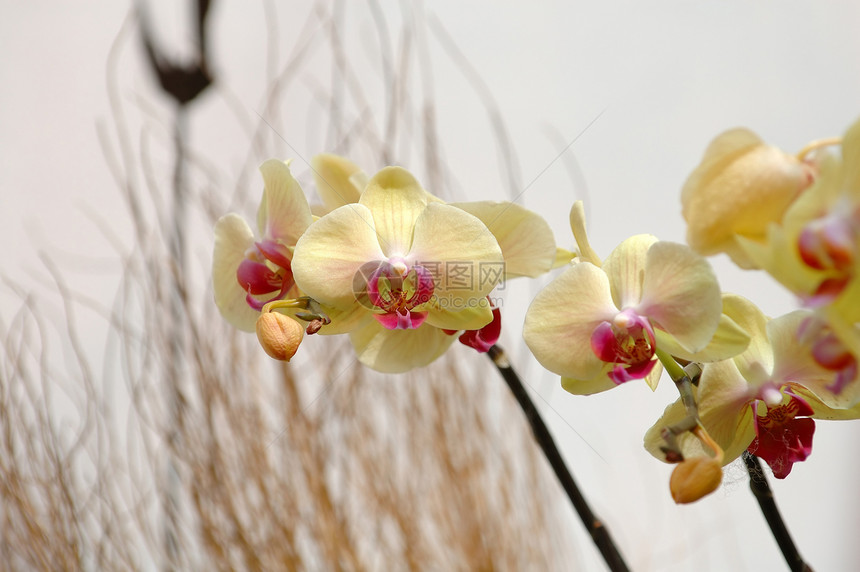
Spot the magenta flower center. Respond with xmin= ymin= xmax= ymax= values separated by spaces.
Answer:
xmin=365 ymin=259 xmax=435 ymax=330
xmin=236 ymin=239 xmax=294 ymax=311
xmin=591 ymin=310 xmax=658 ymax=385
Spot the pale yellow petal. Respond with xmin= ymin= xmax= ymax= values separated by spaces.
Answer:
xmin=696 ymin=359 xmax=757 ymax=464
xmin=213 ymin=213 xmax=258 ymax=332
xmin=560 ymin=373 xmax=617 ymax=396
xmin=311 ymin=154 xmax=364 ymax=212
xmin=682 ymin=129 xmax=812 ymax=259
xmin=737 ymin=225 xmax=825 ymax=295
xmin=553 ymin=247 xmax=576 ymax=268
xmin=569 ymin=201 xmax=601 ymax=266
xmin=681 ymin=128 xmax=762 ymax=211
xmin=841 ymin=116 xmax=860 ymax=197
xmin=451 ymin=201 xmax=557 ymax=279
xmin=408 ymin=203 xmax=504 ymax=303
xmin=423 ymin=300 xmax=493 ymax=331
xmin=637 ymin=241 xmax=722 ymax=353
xmin=792 ymin=385 xmax=860 ymax=420
xmin=291 ymin=204 xmax=385 ymax=309
xmin=644 ymin=362 xmax=664 ymax=391
xmin=523 ymin=262 xmax=617 ymax=381
xmin=257 ymin=159 xmax=314 ymax=244
xmin=721 ymin=294 xmax=773 ymax=380
xmin=602 ymin=234 xmax=658 ymax=309
xmin=317 ymin=304 xmax=373 ymax=335
xmin=654 ymin=298 xmax=750 ymax=363
xmin=359 ymin=167 xmax=428 ymax=256
xmin=769 ymin=311 xmax=860 ymax=409
xmin=349 ymin=321 xmax=457 ymax=373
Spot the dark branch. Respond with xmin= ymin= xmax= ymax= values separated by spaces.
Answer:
xmin=742 ymin=451 xmax=813 ymax=572
xmin=487 ymin=345 xmax=629 ymax=572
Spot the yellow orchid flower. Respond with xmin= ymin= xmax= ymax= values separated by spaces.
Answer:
xmin=212 ymin=159 xmax=314 ymax=331
xmin=681 ymin=128 xmax=816 ymax=268
xmin=524 ymin=203 xmax=747 ymax=394
xmin=291 ymin=166 xmax=506 ymax=372
xmin=310 ymin=153 xmax=560 ymax=280
xmin=741 ymin=118 xmax=860 ymax=320
xmin=645 ymin=295 xmax=860 ymax=480
xmin=304 ymin=153 xmax=561 ymax=358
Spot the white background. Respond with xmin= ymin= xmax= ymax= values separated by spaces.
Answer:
xmin=2 ymin=1 xmax=860 ymax=569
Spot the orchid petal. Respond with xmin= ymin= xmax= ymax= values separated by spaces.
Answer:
xmin=602 ymin=234 xmax=658 ymax=309
xmin=569 ymin=201 xmax=601 ymax=266
xmin=408 ymin=203 xmax=504 ymax=302
xmin=643 ymin=361 xmax=664 ymax=390
xmin=257 ymin=159 xmax=314 ymax=244
xmin=319 ymin=305 xmax=373 ymax=335
xmin=682 ymin=128 xmax=813 ymax=266
xmin=349 ymin=321 xmax=457 ymax=373
xmin=423 ymin=300 xmax=493 ymax=332
xmin=696 ymin=359 xmax=758 ymax=463
xmin=718 ymin=294 xmax=773 ymax=380
xmin=451 ymin=201 xmax=556 ymax=279
xmin=553 ymin=247 xmax=576 ymax=268
xmin=523 ymin=262 xmax=617 ymax=382
xmin=359 ymin=167 xmax=428 ymax=256
xmin=560 ymin=372 xmax=617 ymax=396
xmin=637 ymin=241 xmax=722 ymax=353
xmin=654 ymin=294 xmax=750 ymax=363
xmin=311 ymin=153 xmax=364 ymax=212
xmin=213 ymin=214 xmax=259 ymax=332
xmin=771 ymin=312 xmax=860 ymax=409
xmin=841 ymin=116 xmax=860 ymax=198
xmin=291 ymin=204 xmax=385 ymax=308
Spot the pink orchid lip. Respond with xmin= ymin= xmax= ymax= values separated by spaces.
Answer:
xmin=237 ymin=239 xmax=295 ymax=311
xmin=590 ymin=309 xmax=657 ymax=384
xmin=365 ymin=260 xmax=435 ymax=330
xmin=442 ymin=298 xmax=501 ymax=353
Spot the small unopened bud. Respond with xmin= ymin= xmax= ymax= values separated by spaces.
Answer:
xmin=669 ymin=456 xmax=723 ymax=504
xmin=256 ymin=312 xmax=304 ymax=361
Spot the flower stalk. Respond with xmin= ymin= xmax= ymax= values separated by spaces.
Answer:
xmin=486 ymin=345 xmax=630 ymax=572
xmin=742 ymin=451 xmax=813 ymax=572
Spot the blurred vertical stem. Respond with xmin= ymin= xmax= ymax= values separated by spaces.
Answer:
xmin=139 ymin=0 xmax=213 ymax=567
xmin=487 ymin=345 xmax=630 ymax=572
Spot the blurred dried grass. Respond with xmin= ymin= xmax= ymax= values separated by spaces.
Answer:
xmin=0 ymin=3 xmax=575 ymax=570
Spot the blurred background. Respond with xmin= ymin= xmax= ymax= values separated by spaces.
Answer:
xmin=2 ymin=0 xmax=860 ymax=569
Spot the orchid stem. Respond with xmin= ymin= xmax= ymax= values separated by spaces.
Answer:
xmin=487 ymin=345 xmax=630 ymax=572
xmin=742 ymin=451 xmax=813 ymax=572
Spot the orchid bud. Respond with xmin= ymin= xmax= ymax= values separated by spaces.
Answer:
xmin=682 ymin=128 xmax=815 ymax=268
xmin=669 ymin=456 xmax=723 ymax=504
xmin=256 ymin=312 xmax=304 ymax=361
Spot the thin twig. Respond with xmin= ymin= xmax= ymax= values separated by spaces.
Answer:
xmin=487 ymin=345 xmax=629 ymax=572
xmin=742 ymin=451 xmax=813 ymax=572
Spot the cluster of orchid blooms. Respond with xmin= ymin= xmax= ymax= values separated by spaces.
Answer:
xmin=213 ymin=117 xmax=860 ymax=503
